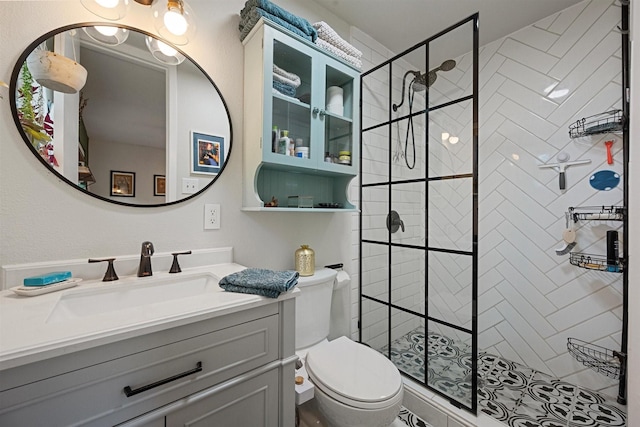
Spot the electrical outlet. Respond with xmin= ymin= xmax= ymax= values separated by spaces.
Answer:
xmin=204 ymin=203 xmax=220 ymax=230
xmin=182 ymin=178 xmax=199 ymax=194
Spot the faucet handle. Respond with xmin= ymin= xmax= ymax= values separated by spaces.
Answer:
xmin=88 ymin=257 xmax=119 ymax=282
xmin=169 ymin=251 xmax=192 ymax=274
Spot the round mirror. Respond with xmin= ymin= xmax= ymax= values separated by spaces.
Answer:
xmin=10 ymin=23 xmax=232 ymax=207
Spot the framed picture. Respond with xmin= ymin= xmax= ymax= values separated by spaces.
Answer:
xmin=110 ymin=171 xmax=135 ymax=197
xmin=191 ymin=131 xmax=224 ymax=175
xmin=154 ymin=175 xmax=166 ymax=196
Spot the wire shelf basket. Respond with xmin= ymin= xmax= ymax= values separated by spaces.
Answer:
xmin=567 ymin=338 xmax=622 ymax=379
xmin=569 ymin=206 xmax=625 ymax=222
xmin=569 ymin=252 xmax=624 ymax=272
xmin=569 ymin=109 xmax=624 ymax=138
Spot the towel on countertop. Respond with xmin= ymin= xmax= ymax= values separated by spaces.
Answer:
xmin=313 ymin=21 xmax=362 ymax=59
xmin=219 ymin=268 xmax=299 ymax=298
xmin=239 ymin=7 xmax=314 ymax=42
xmin=273 ymin=64 xmax=301 ymax=87
xmin=241 ymin=0 xmax=317 ymax=41
xmin=315 ymin=38 xmax=362 ymax=69
xmin=272 ymin=80 xmax=296 ymax=97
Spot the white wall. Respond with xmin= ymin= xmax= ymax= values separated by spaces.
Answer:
xmin=0 ymin=1 xmax=354 ymax=280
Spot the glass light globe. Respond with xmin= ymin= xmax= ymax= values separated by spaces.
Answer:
xmin=164 ymin=9 xmax=188 ymax=36
xmin=145 ymin=36 xmax=186 ymax=65
xmin=83 ymin=26 xmax=129 ymax=46
xmin=152 ymin=0 xmax=196 ymax=45
xmin=80 ymin=0 xmax=128 ymax=20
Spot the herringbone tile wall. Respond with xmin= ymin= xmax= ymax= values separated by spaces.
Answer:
xmin=353 ymin=0 xmax=624 ymax=397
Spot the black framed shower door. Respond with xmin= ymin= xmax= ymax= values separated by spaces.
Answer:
xmin=358 ymin=14 xmax=479 ymax=413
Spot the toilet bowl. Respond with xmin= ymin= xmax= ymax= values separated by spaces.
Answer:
xmin=295 ymin=269 xmax=403 ymax=427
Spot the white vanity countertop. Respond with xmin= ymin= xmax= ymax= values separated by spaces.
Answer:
xmin=0 ymin=263 xmax=298 ymax=371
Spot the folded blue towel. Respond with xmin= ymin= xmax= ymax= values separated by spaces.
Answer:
xmin=272 ymin=80 xmax=296 ymax=97
xmin=239 ymin=7 xmax=314 ymax=42
xmin=219 ymin=268 xmax=299 ymax=298
xmin=240 ymin=0 xmax=317 ymax=41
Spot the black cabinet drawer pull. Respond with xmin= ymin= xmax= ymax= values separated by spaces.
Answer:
xmin=123 ymin=361 xmax=203 ymax=397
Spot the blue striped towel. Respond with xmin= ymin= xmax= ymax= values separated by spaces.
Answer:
xmin=240 ymin=0 xmax=317 ymax=41
xmin=219 ymin=268 xmax=299 ymax=298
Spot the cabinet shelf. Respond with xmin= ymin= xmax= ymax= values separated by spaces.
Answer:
xmin=569 ymin=252 xmax=623 ymax=272
xmin=568 ymin=109 xmax=624 ymax=138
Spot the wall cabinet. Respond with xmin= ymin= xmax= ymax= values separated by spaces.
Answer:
xmin=0 ymin=302 xmax=296 ymax=427
xmin=242 ymin=18 xmax=360 ymax=211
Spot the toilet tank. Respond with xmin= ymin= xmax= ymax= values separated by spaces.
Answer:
xmin=295 ymin=268 xmax=337 ymax=350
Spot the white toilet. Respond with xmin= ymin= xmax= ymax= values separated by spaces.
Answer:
xmin=295 ymin=268 xmax=403 ymax=427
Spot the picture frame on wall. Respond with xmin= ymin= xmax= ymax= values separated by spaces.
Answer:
xmin=154 ymin=175 xmax=166 ymax=196
xmin=110 ymin=171 xmax=135 ymax=197
xmin=191 ymin=131 xmax=224 ymax=175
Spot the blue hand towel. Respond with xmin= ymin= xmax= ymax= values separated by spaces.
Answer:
xmin=272 ymin=80 xmax=296 ymax=97
xmin=219 ymin=268 xmax=299 ymax=298
xmin=240 ymin=0 xmax=317 ymax=41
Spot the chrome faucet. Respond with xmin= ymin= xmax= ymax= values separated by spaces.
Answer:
xmin=137 ymin=241 xmax=155 ymax=277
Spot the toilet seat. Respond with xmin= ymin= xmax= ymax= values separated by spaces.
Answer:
xmin=305 ymin=336 xmax=403 ymax=410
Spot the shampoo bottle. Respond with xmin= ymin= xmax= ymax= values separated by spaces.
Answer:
xmin=278 ymin=130 xmax=291 ymax=155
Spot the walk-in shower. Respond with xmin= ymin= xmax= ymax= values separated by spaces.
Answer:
xmin=359 ymin=5 xmax=629 ymax=427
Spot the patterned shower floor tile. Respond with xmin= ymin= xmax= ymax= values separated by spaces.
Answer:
xmin=381 ymin=328 xmax=627 ymax=427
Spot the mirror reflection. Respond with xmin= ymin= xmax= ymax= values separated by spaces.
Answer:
xmin=11 ymin=24 xmax=232 ymax=207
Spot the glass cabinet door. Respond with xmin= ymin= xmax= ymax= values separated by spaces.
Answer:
xmin=320 ymin=63 xmax=357 ymax=174
xmin=266 ymin=36 xmax=314 ymax=167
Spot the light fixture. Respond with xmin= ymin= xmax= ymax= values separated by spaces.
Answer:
xmin=145 ymin=36 xmax=185 ymax=65
xmin=448 ymin=136 xmax=459 ymax=144
xmin=83 ymin=26 xmax=129 ymax=46
xmin=441 ymin=132 xmax=450 ymax=141
xmin=151 ymin=0 xmax=196 ymax=46
xmin=80 ymin=0 xmax=129 ymax=20
xmin=81 ymin=0 xmax=196 ymax=46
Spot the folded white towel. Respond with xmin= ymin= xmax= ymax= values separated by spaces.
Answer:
xmin=313 ymin=21 xmax=362 ymax=59
xmin=316 ymin=38 xmax=362 ymax=69
xmin=273 ymin=71 xmax=300 ymax=88
xmin=273 ymin=64 xmax=301 ymax=87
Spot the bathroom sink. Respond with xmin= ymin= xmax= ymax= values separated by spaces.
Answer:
xmin=46 ymin=272 xmax=228 ymax=323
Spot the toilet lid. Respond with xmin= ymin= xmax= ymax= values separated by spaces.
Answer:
xmin=305 ymin=337 xmax=402 ymax=409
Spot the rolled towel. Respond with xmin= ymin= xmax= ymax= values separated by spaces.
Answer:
xmin=273 ymin=64 xmax=301 ymax=87
xmin=239 ymin=8 xmax=314 ymax=42
xmin=315 ymin=38 xmax=362 ymax=70
xmin=219 ymin=268 xmax=299 ymax=298
xmin=240 ymin=0 xmax=317 ymax=41
xmin=272 ymin=80 xmax=296 ymax=97
xmin=313 ymin=21 xmax=362 ymax=59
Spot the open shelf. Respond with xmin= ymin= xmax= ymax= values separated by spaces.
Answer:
xmin=567 ymin=338 xmax=623 ymax=379
xmin=569 ymin=109 xmax=624 ymax=138
xmin=569 ymin=252 xmax=624 ymax=272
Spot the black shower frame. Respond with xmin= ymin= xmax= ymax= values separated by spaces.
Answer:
xmin=358 ymin=13 xmax=479 ymax=414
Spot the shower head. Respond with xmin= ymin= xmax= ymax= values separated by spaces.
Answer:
xmin=413 ymin=59 xmax=457 ymax=91
xmin=392 ymin=59 xmax=456 ymax=111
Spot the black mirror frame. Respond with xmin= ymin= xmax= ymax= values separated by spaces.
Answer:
xmin=9 ymin=22 xmax=233 ymax=208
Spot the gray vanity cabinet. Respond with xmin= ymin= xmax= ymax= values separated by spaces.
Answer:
xmin=0 ymin=300 xmax=296 ymax=427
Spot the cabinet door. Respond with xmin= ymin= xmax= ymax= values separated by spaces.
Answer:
xmin=166 ymin=369 xmax=280 ymax=427
xmin=317 ymin=59 xmax=359 ymax=176
xmin=264 ymin=28 xmax=315 ymax=169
